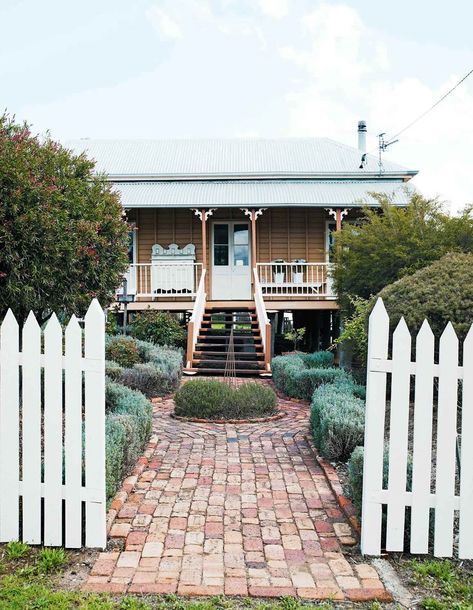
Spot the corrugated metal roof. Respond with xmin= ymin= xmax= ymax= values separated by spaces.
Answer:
xmin=66 ymin=137 xmax=416 ymax=178
xmin=113 ymin=180 xmax=411 ymax=208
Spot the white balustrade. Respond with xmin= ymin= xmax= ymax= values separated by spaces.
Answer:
xmin=256 ymin=262 xmax=335 ymax=298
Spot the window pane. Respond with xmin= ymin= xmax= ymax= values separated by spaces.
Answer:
xmin=327 ymin=222 xmax=336 ymax=262
xmin=214 ymin=245 xmax=229 ymax=266
xmin=214 ymin=224 xmax=229 ymax=245
xmin=128 ymin=231 xmax=135 ymax=263
xmin=234 ymin=245 xmax=249 ymax=266
xmin=234 ymin=224 xmax=248 ymax=245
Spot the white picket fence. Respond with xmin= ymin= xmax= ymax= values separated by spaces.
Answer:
xmin=0 ymin=300 xmax=106 ymax=549
xmin=361 ymin=298 xmax=473 ymax=558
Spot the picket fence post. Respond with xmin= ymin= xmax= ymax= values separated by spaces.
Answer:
xmin=0 ymin=301 xmax=106 ymax=549
xmin=362 ymin=298 xmax=473 ymax=559
xmin=361 ymin=298 xmax=389 ymax=555
xmin=0 ymin=310 xmax=20 ymax=541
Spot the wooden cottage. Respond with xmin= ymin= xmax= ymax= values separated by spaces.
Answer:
xmin=69 ymin=127 xmax=417 ymax=375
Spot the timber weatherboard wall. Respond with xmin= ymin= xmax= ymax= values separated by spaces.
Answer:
xmin=128 ymin=207 xmax=336 ymax=269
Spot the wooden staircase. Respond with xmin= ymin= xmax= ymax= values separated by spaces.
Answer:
xmin=185 ymin=306 xmax=267 ymax=376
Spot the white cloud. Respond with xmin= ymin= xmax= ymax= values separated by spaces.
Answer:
xmin=280 ymin=3 xmax=473 ymax=212
xmin=258 ymin=0 xmax=289 ymax=19
xmin=146 ymin=5 xmax=183 ymax=40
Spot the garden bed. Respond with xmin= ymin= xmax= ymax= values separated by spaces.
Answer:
xmin=174 ymin=379 xmax=278 ymax=421
xmin=104 ymin=334 xmax=183 ymax=503
xmin=171 ymin=410 xmax=286 ymax=424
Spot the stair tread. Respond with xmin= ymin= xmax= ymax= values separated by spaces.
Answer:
xmin=202 ymin=319 xmax=256 ymax=323
xmin=184 ymin=367 xmax=263 ymax=375
xmin=195 ymin=345 xmax=264 ymax=350
xmin=198 ymin=335 xmax=261 ymax=340
xmin=204 ymin=313 xmax=256 ymax=316
xmin=193 ymin=351 xmax=264 ymax=357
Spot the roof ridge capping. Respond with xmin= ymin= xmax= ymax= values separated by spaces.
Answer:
xmin=65 ymin=137 xmax=418 ymax=180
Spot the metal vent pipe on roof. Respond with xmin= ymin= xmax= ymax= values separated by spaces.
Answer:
xmin=358 ymin=120 xmax=367 ymax=153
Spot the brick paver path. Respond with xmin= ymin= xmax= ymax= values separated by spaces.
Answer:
xmin=84 ymin=387 xmax=389 ymax=601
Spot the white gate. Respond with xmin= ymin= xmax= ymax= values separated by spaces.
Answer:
xmin=0 ymin=299 xmax=106 ymax=549
xmin=361 ymin=298 xmax=473 ymax=559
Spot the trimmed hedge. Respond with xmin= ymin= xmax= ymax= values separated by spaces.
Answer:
xmin=311 ymin=382 xmax=365 ymax=461
xmin=348 ymin=445 xmax=418 ymax=549
xmin=272 ymin=352 xmax=348 ymax=400
xmin=106 ymin=335 xmax=183 ymax=397
xmin=120 ymin=363 xmax=171 ymax=399
xmin=105 ymin=360 xmax=124 ymax=382
xmin=105 ymin=379 xmax=153 ymax=502
xmin=174 ymin=380 xmax=277 ymax=420
xmin=376 ymin=252 xmax=473 ymax=342
xmin=301 ymin=351 xmax=335 ymax=369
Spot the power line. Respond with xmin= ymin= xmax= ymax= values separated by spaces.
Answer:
xmin=385 ymin=67 xmax=473 ymax=145
xmin=359 ymin=67 xmax=473 ymax=170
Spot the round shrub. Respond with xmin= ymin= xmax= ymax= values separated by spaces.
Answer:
xmin=174 ymin=380 xmax=278 ymax=420
xmin=348 ymin=446 xmax=416 ymax=549
xmin=105 ymin=360 xmax=124 ymax=382
xmin=105 ymin=380 xmax=152 ymax=445
xmin=285 ymin=367 xmax=350 ymax=401
xmin=105 ymin=336 xmax=140 ymax=368
xmin=105 ymin=379 xmax=153 ymax=503
xmin=301 ymin=351 xmax=335 ymax=369
xmin=233 ymin=383 xmax=278 ymax=419
xmin=272 ymin=355 xmax=304 ymax=395
xmin=376 ymin=252 xmax=473 ymax=341
xmin=311 ymin=383 xmax=365 ymax=461
xmin=105 ymin=416 xmax=127 ymax=502
xmin=120 ymin=363 xmax=172 ymax=399
xmin=347 ymin=446 xmax=365 ymax=516
xmin=175 ymin=380 xmax=233 ymax=419
xmin=272 ymin=353 xmax=352 ymax=400
xmin=135 ymin=340 xmax=183 ymax=394
xmin=130 ymin=310 xmax=186 ymax=347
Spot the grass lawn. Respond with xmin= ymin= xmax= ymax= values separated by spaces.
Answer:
xmin=2 ymin=541 xmax=473 ymax=610
xmin=0 ymin=543 xmax=393 ymax=610
xmin=406 ymin=558 xmax=473 ymax=609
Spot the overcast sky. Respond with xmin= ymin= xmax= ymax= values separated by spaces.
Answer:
xmin=2 ymin=0 xmax=472 ymax=212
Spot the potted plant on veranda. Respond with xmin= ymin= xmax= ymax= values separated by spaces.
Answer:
xmin=272 ymin=259 xmax=286 ymax=284
xmin=291 ymin=259 xmax=306 ymax=284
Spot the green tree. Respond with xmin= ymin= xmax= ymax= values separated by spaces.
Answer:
xmin=130 ymin=311 xmax=186 ymax=347
xmin=0 ymin=114 xmax=129 ymax=323
xmin=377 ymin=252 xmax=473 ymax=341
xmin=333 ymin=192 xmax=473 ymax=311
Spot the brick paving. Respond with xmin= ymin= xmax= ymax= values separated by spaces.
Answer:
xmin=84 ymin=384 xmax=389 ymax=601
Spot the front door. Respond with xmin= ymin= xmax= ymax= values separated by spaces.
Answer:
xmin=211 ymin=221 xmax=251 ymax=300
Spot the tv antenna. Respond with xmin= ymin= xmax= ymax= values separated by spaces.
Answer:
xmin=377 ymin=133 xmax=398 ymax=173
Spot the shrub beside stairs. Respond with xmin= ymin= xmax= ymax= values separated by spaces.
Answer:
xmin=185 ymin=306 xmax=267 ymax=376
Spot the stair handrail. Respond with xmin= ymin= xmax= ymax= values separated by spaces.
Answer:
xmin=253 ymin=267 xmax=272 ymax=371
xmin=186 ymin=269 xmax=207 ymax=368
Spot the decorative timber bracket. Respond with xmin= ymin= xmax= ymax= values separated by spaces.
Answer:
xmin=325 ymin=207 xmax=352 ymax=231
xmin=241 ymin=208 xmax=267 ymax=220
xmin=191 ymin=208 xmax=217 ymax=221
xmin=324 ymin=207 xmax=351 ymax=220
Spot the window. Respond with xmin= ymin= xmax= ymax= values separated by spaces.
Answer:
xmin=233 ymin=224 xmax=249 ymax=266
xmin=214 ymin=224 xmax=229 ymax=266
xmin=128 ymin=229 xmax=136 ymax=264
xmin=326 ymin=222 xmax=336 ymax=262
